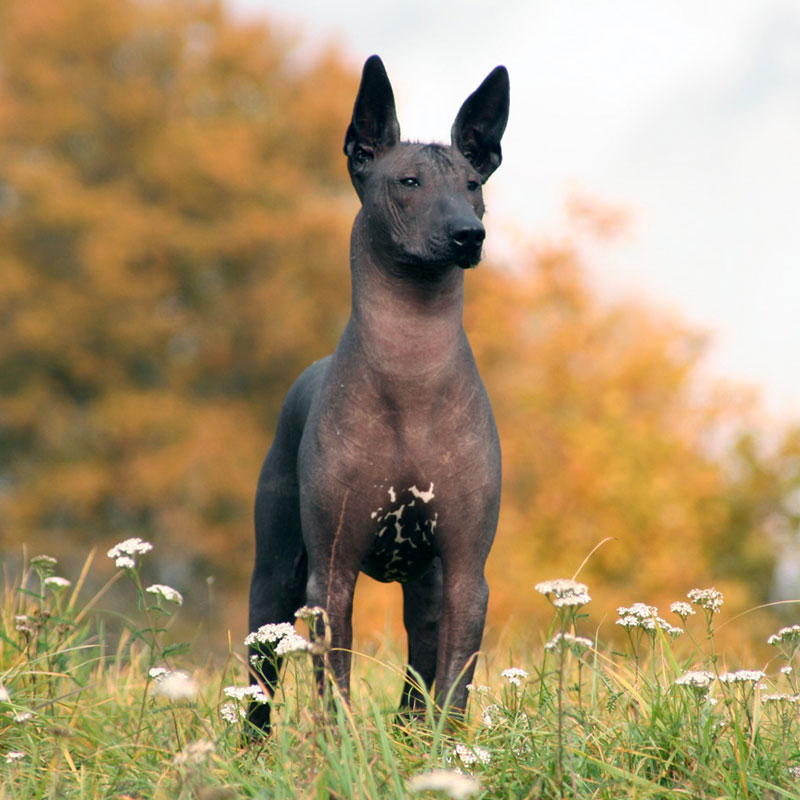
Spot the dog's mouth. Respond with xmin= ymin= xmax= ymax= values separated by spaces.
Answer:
xmin=457 ymin=247 xmax=483 ymax=269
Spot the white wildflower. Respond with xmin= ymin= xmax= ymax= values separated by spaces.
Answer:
xmin=674 ymin=670 xmax=715 ymax=692
xmin=30 ymin=555 xmax=57 ymax=570
xmin=13 ymin=712 xmax=33 ymax=723
xmin=5 ymin=752 xmax=25 ymax=764
xmin=535 ymin=578 xmax=591 ymax=608
xmin=149 ymin=667 xmax=168 ymax=681
xmin=767 ymin=625 xmax=800 ymax=647
xmin=466 ymin=684 xmax=491 ymax=695
xmin=174 ymin=739 xmax=214 ymax=767
xmin=545 ymin=631 xmax=593 ymax=653
xmin=670 ymin=601 xmax=695 ymax=619
xmin=107 ymin=538 xmax=153 ymax=568
xmin=781 ymin=666 xmax=793 ymax=675
xmin=219 ymin=702 xmax=246 ymax=724
xmin=275 ymin=631 xmax=309 ymax=655
xmin=145 ymin=584 xmax=183 ymax=605
xmin=43 ymin=576 xmax=71 ymax=591
xmin=154 ymin=671 xmax=197 ymax=701
xmin=244 ymin=622 xmax=296 ymax=648
xmin=687 ymin=587 xmax=723 ymax=614
xmin=14 ymin=615 xmax=35 ymax=635
xmin=0 ymin=685 xmax=10 ymax=703
xmin=789 ymin=765 xmax=800 ymax=779
xmin=616 ymin=603 xmax=682 ymax=637
xmin=718 ymin=670 xmax=765 ymax=684
xmin=294 ymin=605 xmax=324 ymax=622
xmin=481 ymin=704 xmax=500 ymax=728
xmin=407 ymin=769 xmax=481 ymax=799
xmin=501 ymin=667 xmax=528 ymax=687
xmin=762 ymin=693 xmax=800 ymax=703
xmin=455 ymin=743 xmax=491 ymax=767
xmin=223 ymin=685 xmax=268 ymax=704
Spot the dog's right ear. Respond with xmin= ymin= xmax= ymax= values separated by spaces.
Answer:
xmin=344 ymin=55 xmax=401 ymax=187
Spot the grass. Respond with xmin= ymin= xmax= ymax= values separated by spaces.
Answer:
xmin=2 ymin=544 xmax=800 ymax=799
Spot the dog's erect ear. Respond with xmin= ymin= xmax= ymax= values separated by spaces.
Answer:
xmin=451 ymin=66 xmax=509 ymax=182
xmin=344 ymin=55 xmax=401 ymax=183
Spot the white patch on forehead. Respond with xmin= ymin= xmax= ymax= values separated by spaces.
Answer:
xmin=388 ymin=486 xmax=396 ymax=503
xmin=409 ymin=483 xmax=435 ymax=503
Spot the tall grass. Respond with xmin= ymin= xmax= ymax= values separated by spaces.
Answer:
xmin=1 ymin=543 xmax=799 ymax=799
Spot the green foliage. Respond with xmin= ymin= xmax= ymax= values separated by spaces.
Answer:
xmin=3 ymin=549 xmax=800 ymax=798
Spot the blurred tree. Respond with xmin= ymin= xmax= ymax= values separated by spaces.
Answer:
xmin=0 ymin=0 xmax=355 ymax=611
xmin=1 ymin=0 xmax=797 ymax=647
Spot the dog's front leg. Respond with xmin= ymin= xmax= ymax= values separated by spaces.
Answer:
xmin=434 ymin=564 xmax=489 ymax=715
xmin=301 ymin=494 xmax=360 ymax=704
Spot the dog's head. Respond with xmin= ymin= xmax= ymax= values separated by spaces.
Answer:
xmin=343 ymin=56 xmax=509 ymax=275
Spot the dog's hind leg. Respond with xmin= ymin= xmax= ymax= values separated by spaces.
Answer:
xmin=399 ymin=558 xmax=443 ymax=712
xmin=246 ymin=458 xmax=307 ymax=734
xmin=246 ymin=361 xmax=327 ymax=734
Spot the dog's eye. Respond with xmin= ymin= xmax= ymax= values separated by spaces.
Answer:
xmin=467 ymin=180 xmax=481 ymax=192
xmin=399 ymin=177 xmax=420 ymax=188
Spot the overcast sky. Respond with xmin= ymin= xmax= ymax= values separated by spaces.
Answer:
xmin=236 ymin=0 xmax=800 ymax=423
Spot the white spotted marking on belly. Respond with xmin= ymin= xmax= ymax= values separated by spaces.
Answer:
xmin=409 ymin=482 xmax=435 ymax=503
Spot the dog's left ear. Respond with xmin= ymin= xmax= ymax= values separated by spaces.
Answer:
xmin=451 ymin=66 xmax=510 ymax=182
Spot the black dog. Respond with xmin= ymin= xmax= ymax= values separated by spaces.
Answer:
xmin=248 ymin=55 xmax=509 ymax=732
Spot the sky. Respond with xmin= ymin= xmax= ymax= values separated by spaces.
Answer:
xmin=236 ymin=0 xmax=800 ymax=424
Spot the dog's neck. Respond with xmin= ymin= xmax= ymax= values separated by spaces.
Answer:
xmin=344 ymin=215 xmax=468 ymax=381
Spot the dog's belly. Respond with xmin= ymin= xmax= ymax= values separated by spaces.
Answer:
xmin=360 ymin=482 xmax=438 ymax=583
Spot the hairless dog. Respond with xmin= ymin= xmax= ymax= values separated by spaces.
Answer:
xmin=248 ymin=54 xmax=509 ymax=733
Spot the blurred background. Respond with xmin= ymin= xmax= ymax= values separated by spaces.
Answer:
xmin=1 ymin=0 xmax=799 ymax=656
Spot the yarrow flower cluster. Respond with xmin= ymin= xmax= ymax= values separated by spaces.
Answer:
xmin=480 ymin=703 xmax=501 ymax=728
xmin=244 ymin=622 xmax=309 ymax=656
xmin=294 ymin=605 xmax=325 ymax=623
xmin=223 ymin=684 xmax=268 ymax=704
xmin=544 ymin=631 xmax=594 ymax=654
xmin=767 ymin=624 xmax=800 ymax=648
xmin=670 ymin=601 xmax=695 ymax=620
xmin=145 ymin=584 xmax=183 ymax=605
xmin=107 ymin=537 xmax=153 ymax=569
xmin=687 ymin=587 xmax=724 ymax=614
xmin=30 ymin=555 xmax=58 ymax=575
xmin=43 ymin=576 xmax=71 ymax=591
xmin=219 ymin=702 xmax=247 ymax=724
xmin=674 ymin=670 xmax=715 ymax=693
xmin=14 ymin=615 xmax=36 ymax=636
xmin=762 ymin=693 xmax=800 ymax=704
xmin=501 ymin=667 xmax=528 ymax=687
xmin=5 ymin=752 xmax=25 ymax=764
xmin=616 ymin=603 xmax=682 ymax=637
xmin=153 ymin=670 xmax=198 ymax=701
xmin=174 ymin=739 xmax=215 ymax=768
xmin=718 ymin=669 xmax=765 ymax=685
xmin=534 ymin=578 xmax=591 ymax=608
xmin=454 ymin=743 xmax=491 ymax=767
xmin=407 ymin=770 xmax=481 ymax=799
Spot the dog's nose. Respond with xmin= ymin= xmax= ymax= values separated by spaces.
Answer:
xmin=451 ymin=221 xmax=486 ymax=250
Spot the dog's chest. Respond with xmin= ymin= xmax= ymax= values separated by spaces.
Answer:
xmin=360 ymin=482 xmax=438 ymax=583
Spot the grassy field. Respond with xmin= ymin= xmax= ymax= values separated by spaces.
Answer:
xmin=2 ymin=543 xmax=799 ymax=799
